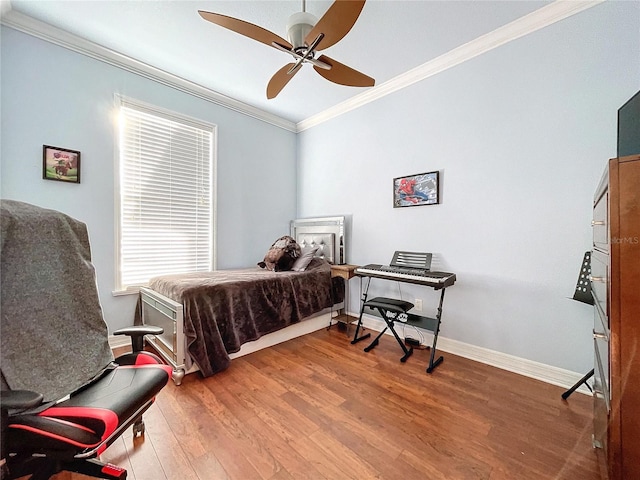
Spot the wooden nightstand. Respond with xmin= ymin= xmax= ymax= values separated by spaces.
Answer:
xmin=330 ymin=264 xmax=358 ymax=280
xmin=330 ymin=264 xmax=359 ymax=333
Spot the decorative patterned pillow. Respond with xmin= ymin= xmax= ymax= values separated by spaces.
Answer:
xmin=257 ymin=235 xmax=301 ymax=272
xmin=291 ymin=245 xmax=319 ymax=272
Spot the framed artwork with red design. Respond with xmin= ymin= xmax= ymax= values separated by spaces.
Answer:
xmin=393 ymin=171 xmax=439 ymax=207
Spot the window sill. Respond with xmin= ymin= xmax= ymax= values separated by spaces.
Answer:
xmin=112 ymin=287 xmax=142 ymax=297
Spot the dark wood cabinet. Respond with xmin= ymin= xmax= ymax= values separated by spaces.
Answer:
xmin=592 ymin=155 xmax=640 ymax=479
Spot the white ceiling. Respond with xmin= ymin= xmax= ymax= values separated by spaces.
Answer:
xmin=4 ymin=0 xmax=554 ymax=124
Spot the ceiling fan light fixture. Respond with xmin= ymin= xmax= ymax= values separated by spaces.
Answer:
xmin=286 ymin=12 xmax=318 ymax=50
xmin=199 ymin=0 xmax=374 ymax=99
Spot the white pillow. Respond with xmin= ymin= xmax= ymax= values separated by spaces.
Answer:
xmin=291 ymin=246 xmax=320 ymax=272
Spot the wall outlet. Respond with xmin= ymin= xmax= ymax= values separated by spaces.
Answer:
xmin=414 ymin=298 xmax=423 ymax=311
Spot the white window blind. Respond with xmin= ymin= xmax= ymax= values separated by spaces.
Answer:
xmin=116 ymin=97 xmax=215 ymax=291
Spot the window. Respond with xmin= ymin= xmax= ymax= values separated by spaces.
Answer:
xmin=115 ymin=95 xmax=215 ymax=292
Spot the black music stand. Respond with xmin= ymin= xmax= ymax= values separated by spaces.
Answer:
xmin=562 ymin=251 xmax=595 ymax=400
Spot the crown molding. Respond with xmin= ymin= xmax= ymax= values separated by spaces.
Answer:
xmin=0 ymin=9 xmax=298 ymax=133
xmin=1 ymin=1 xmax=603 ymax=134
xmin=296 ymin=0 xmax=604 ymax=132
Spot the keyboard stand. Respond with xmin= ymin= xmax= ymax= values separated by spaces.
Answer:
xmin=351 ymin=276 xmax=372 ymax=344
xmin=351 ymin=273 xmax=447 ymax=373
xmin=424 ymin=288 xmax=446 ymax=373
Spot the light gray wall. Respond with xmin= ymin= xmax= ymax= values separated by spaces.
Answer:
xmin=1 ymin=2 xmax=638 ymax=374
xmin=1 ymin=27 xmax=297 ymax=332
xmin=297 ymin=1 xmax=640 ymax=373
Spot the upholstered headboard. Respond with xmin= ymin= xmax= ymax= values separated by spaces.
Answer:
xmin=290 ymin=216 xmax=346 ymax=265
xmin=297 ymin=233 xmax=335 ymax=264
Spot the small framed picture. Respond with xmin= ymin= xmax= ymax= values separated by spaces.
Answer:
xmin=393 ymin=171 xmax=439 ymax=207
xmin=43 ymin=145 xmax=81 ymax=183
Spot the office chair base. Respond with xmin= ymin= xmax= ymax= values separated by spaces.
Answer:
xmin=132 ymin=418 xmax=145 ymax=437
xmin=68 ymin=458 xmax=127 ymax=480
xmin=5 ymin=455 xmax=127 ymax=480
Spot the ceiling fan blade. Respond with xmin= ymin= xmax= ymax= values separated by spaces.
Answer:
xmin=267 ymin=63 xmax=302 ymax=99
xmin=304 ymin=0 xmax=366 ymax=51
xmin=199 ymin=10 xmax=292 ymax=50
xmin=313 ymin=55 xmax=375 ymax=87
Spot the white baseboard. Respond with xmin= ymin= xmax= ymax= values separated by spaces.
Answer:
xmin=110 ymin=311 xmax=591 ymax=395
xmin=357 ymin=313 xmax=592 ymax=395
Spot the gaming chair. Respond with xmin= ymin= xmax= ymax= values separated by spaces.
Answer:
xmin=0 ymin=200 xmax=172 ymax=480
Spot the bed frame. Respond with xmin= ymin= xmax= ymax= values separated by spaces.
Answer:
xmin=142 ymin=216 xmax=346 ymax=384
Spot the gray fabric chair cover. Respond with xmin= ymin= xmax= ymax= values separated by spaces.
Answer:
xmin=1 ymin=200 xmax=113 ymax=402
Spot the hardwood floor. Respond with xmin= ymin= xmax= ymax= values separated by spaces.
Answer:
xmin=57 ymin=327 xmax=600 ymax=480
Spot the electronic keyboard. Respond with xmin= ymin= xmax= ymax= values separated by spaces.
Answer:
xmin=355 ymin=264 xmax=456 ymax=288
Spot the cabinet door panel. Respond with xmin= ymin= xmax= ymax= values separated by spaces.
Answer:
xmin=591 ymin=250 xmax=609 ymax=328
xmin=593 ymin=336 xmax=609 ymax=455
xmin=594 ymin=326 xmax=610 ymax=407
xmin=593 ymin=190 xmax=609 ymax=252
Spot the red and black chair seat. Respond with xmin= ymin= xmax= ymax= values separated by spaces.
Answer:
xmin=0 ymin=200 xmax=175 ymax=480
xmin=7 ymin=362 xmax=172 ymax=457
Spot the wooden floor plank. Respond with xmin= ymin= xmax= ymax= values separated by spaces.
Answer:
xmin=243 ymin=414 xmax=326 ymax=480
xmin=120 ymin=430 xmax=168 ymax=480
xmin=52 ymin=327 xmax=598 ymax=480
xmin=137 ymin=402 xmax=200 ymax=480
xmin=188 ymin=452 xmax=230 ymax=480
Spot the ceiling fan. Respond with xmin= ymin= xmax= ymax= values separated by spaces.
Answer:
xmin=198 ymin=0 xmax=375 ymax=99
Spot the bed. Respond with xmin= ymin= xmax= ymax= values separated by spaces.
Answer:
xmin=139 ymin=216 xmax=346 ymax=384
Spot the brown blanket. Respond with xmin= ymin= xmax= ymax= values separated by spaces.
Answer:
xmin=147 ymin=258 xmax=342 ymax=376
